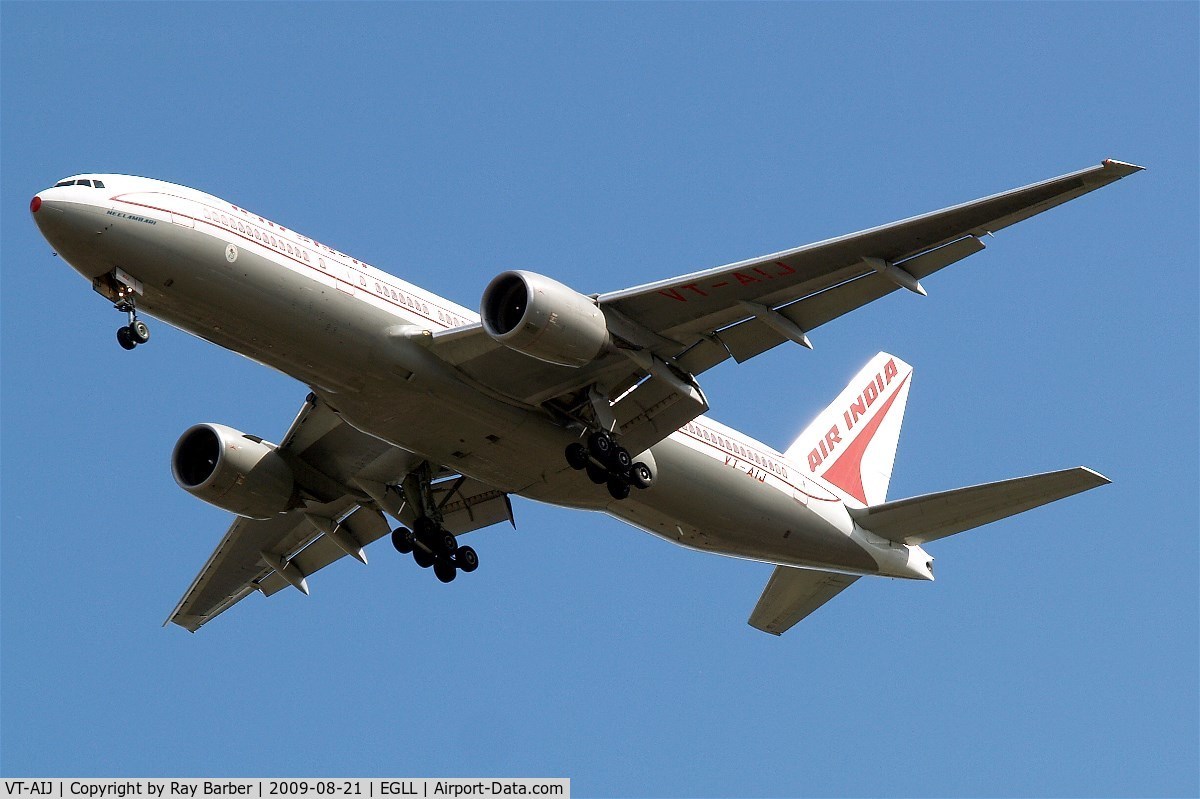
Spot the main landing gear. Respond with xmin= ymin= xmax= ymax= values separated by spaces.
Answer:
xmin=388 ymin=465 xmax=479 ymax=584
xmin=114 ymin=297 xmax=150 ymax=351
xmin=565 ymin=431 xmax=653 ymax=501
xmin=390 ymin=518 xmax=478 ymax=583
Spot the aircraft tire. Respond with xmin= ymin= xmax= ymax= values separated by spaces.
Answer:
xmin=437 ymin=530 xmax=457 ymax=555
xmin=391 ymin=526 xmax=414 ymax=554
xmin=456 ymin=545 xmax=479 ymax=573
xmin=117 ymin=326 xmax=137 ymax=350
xmin=565 ymin=443 xmax=589 ymax=470
xmin=585 ymin=462 xmax=608 ymax=484
xmin=606 ymin=478 xmax=631 ymax=501
xmin=587 ymin=431 xmax=614 ymax=460
xmin=630 ymin=463 xmax=654 ymax=489
xmin=613 ymin=446 xmax=633 ymax=471
xmin=433 ymin=557 xmax=457 ymax=583
xmin=129 ymin=320 xmax=150 ymax=344
xmin=413 ymin=547 xmax=435 ymax=568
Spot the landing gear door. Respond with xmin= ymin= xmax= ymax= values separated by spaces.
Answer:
xmin=93 ymin=267 xmax=143 ymax=303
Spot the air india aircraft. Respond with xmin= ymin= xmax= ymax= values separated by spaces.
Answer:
xmin=29 ymin=160 xmax=1141 ymax=633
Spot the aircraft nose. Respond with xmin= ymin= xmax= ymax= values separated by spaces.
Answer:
xmin=30 ymin=189 xmax=73 ymax=240
xmin=32 ymin=186 xmax=103 ymax=233
xmin=30 ymin=187 xmax=114 ymax=279
xmin=31 ymin=189 xmax=67 ymax=236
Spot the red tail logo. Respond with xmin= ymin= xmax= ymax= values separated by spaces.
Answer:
xmin=805 ymin=358 xmax=907 ymax=504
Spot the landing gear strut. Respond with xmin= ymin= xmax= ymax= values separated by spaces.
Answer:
xmin=388 ymin=464 xmax=479 ymax=583
xmin=565 ymin=430 xmax=654 ymax=500
xmin=93 ymin=269 xmax=151 ymax=350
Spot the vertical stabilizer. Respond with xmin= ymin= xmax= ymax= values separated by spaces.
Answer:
xmin=785 ymin=352 xmax=913 ymax=507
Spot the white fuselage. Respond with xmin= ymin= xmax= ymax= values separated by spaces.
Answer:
xmin=31 ymin=174 xmax=932 ymax=581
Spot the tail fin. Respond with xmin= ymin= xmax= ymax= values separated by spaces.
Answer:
xmin=784 ymin=352 xmax=913 ymax=508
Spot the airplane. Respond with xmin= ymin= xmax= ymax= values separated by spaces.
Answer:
xmin=29 ymin=159 xmax=1141 ymax=634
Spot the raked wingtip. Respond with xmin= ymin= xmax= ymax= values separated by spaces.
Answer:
xmin=1101 ymin=158 xmax=1145 ymax=175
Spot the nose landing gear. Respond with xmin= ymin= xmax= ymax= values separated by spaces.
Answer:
xmin=566 ymin=431 xmax=654 ymax=500
xmin=94 ymin=269 xmax=151 ymax=351
xmin=113 ymin=290 xmax=149 ymax=351
xmin=116 ymin=310 xmax=150 ymax=350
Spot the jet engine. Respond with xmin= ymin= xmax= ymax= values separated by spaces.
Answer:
xmin=171 ymin=423 xmax=296 ymax=519
xmin=480 ymin=270 xmax=611 ymax=367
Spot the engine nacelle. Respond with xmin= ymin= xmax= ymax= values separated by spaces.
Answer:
xmin=480 ymin=270 xmax=610 ymax=367
xmin=171 ymin=423 xmax=296 ymax=519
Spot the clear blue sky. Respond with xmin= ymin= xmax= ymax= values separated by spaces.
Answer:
xmin=2 ymin=3 xmax=1196 ymax=796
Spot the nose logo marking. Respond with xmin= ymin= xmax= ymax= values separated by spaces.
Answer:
xmin=225 ymin=244 xmax=238 ymax=263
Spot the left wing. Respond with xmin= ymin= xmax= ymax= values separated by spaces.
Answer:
xmin=166 ymin=394 xmax=513 ymax=632
xmin=426 ymin=160 xmax=1142 ymax=455
xmin=601 ymin=159 xmax=1142 ymax=347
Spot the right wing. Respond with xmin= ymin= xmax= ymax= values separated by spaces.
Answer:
xmin=166 ymin=394 xmax=513 ymax=632
xmin=748 ymin=567 xmax=860 ymax=635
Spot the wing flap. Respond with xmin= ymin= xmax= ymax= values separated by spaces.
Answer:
xmin=258 ymin=476 xmax=514 ymax=597
xmin=165 ymin=507 xmax=332 ymax=631
xmin=431 ymin=476 xmax=515 ymax=536
xmin=610 ymin=372 xmax=709 ymax=457
xmin=258 ymin=506 xmax=391 ymax=597
xmin=849 ymin=467 xmax=1111 ymax=545
xmin=748 ymin=567 xmax=860 ymax=635
xmin=710 ymin=235 xmax=987 ymax=364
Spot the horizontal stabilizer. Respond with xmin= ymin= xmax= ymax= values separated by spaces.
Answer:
xmin=848 ymin=467 xmax=1110 ymax=545
xmin=748 ymin=567 xmax=860 ymax=635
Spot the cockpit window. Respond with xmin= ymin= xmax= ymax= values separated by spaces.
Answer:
xmin=53 ymin=178 xmax=104 ymax=188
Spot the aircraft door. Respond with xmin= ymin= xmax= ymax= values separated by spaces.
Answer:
xmin=168 ymin=198 xmax=195 ymax=228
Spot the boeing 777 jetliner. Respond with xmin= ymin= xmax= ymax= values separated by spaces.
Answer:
xmin=29 ymin=160 xmax=1141 ymax=634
